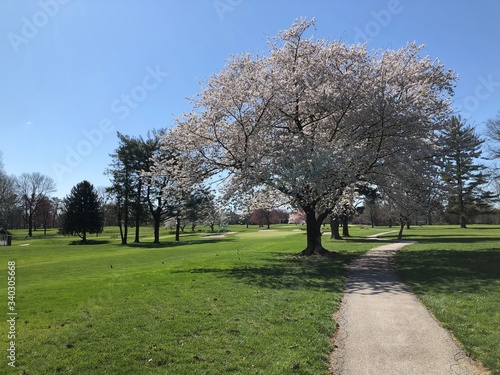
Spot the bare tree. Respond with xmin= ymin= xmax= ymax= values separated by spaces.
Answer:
xmin=0 ymin=153 xmax=17 ymax=229
xmin=486 ymin=111 xmax=500 ymax=160
xmin=35 ymin=196 xmax=54 ymax=235
xmin=15 ymin=172 xmax=56 ymax=237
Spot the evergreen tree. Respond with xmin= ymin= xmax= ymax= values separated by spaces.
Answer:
xmin=61 ymin=180 xmax=103 ymax=242
xmin=439 ymin=116 xmax=493 ymax=228
xmin=106 ymin=130 xmax=165 ymax=244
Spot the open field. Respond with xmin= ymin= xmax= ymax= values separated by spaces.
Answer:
xmin=1 ymin=224 xmax=498 ymax=374
xmin=393 ymin=225 xmax=500 ymax=375
xmin=1 ymin=225 xmax=381 ymax=374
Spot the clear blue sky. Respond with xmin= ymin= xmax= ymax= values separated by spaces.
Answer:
xmin=1 ymin=0 xmax=500 ymax=197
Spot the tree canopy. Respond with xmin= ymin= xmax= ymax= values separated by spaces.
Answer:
xmin=15 ymin=172 xmax=56 ymax=237
xmin=438 ymin=116 xmax=494 ymax=228
xmin=61 ymin=180 xmax=103 ymax=242
xmin=158 ymin=18 xmax=457 ymax=255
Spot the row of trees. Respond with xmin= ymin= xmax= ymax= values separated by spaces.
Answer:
xmin=0 ymin=156 xmax=60 ymax=236
xmin=2 ymin=19 xmax=499 ymax=248
xmin=104 ymin=131 xmax=229 ymax=244
xmin=144 ymin=18 xmax=498 ymax=253
xmin=364 ymin=115 xmax=497 ymax=238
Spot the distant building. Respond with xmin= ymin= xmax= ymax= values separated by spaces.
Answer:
xmin=0 ymin=229 xmax=12 ymax=246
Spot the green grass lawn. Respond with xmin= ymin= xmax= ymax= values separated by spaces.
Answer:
xmin=2 ymin=224 xmax=498 ymax=374
xmin=1 ymin=224 xmax=380 ymax=375
xmin=393 ymin=225 xmax=500 ymax=375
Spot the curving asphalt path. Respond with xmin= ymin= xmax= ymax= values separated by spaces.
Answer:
xmin=330 ymin=241 xmax=490 ymax=375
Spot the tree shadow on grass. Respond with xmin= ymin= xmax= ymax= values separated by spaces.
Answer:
xmin=188 ymin=254 xmax=348 ymax=292
xmin=395 ymin=248 xmax=500 ymax=294
xmin=69 ymin=240 xmax=111 ymax=245
xmin=405 ymin=235 xmax=500 ymax=243
xmin=126 ymin=238 xmax=235 ymax=249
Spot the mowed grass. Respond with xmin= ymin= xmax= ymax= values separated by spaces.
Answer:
xmin=393 ymin=225 xmax=500 ymax=375
xmin=1 ymin=225 xmax=381 ymax=375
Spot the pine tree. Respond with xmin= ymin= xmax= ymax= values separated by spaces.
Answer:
xmin=439 ymin=116 xmax=493 ymax=228
xmin=106 ymin=131 xmax=166 ymax=244
xmin=61 ymin=180 xmax=103 ymax=242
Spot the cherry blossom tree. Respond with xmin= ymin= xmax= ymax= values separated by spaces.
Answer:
xmin=145 ymin=133 xmax=213 ymax=242
xmin=159 ymin=18 xmax=456 ymax=255
xmin=330 ymin=186 xmax=359 ymax=239
xmin=247 ymin=186 xmax=288 ymax=229
xmin=289 ymin=210 xmax=306 ymax=225
xmin=379 ymin=171 xmax=433 ymax=239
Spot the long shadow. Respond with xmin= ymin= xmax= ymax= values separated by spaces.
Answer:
xmin=69 ymin=240 xmax=111 ymax=245
xmin=126 ymin=238 xmax=235 ymax=249
xmin=185 ymin=254 xmax=347 ymax=292
xmin=395 ymin=249 xmax=500 ymax=294
xmin=344 ymin=252 xmax=412 ymax=295
xmin=406 ymin=235 xmax=500 ymax=243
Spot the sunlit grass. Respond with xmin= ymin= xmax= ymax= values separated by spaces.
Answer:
xmin=1 ymin=224 xmax=377 ymax=374
xmin=4 ymin=224 xmax=496 ymax=373
xmin=394 ymin=225 xmax=500 ymax=375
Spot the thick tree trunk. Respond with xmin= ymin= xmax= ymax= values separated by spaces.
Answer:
xmin=134 ymin=180 xmax=142 ymax=243
xmin=118 ymin=220 xmax=124 ymax=244
xmin=28 ymin=213 xmax=33 ymax=237
xmin=330 ymin=216 xmax=342 ymax=240
xmin=134 ymin=220 xmax=140 ymax=243
xmin=153 ymin=215 xmax=161 ymax=244
xmin=460 ymin=215 xmax=467 ymax=229
xmin=398 ymin=220 xmax=405 ymax=240
xmin=370 ymin=209 xmax=376 ymax=228
xmin=175 ymin=217 xmax=181 ymax=241
xmin=342 ymin=216 xmax=350 ymax=237
xmin=122 ymin=195 xmax=129 ymax=245
xmin=299 ymin=208 xmax=338 ymax=257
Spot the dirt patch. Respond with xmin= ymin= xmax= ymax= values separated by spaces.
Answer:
xmin=201 ymin=234 xmax=226 ymax=238
xmin=201 ymin=232 xmax=237 ymax=239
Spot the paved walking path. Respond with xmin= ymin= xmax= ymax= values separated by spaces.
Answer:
xmin=330 ymin=241 xmax=489 ymax=375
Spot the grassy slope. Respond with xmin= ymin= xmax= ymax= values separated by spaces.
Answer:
xmin=393 ymin=225 xmax=500 ymax=375
xmin=1 ymin=225 xmax=380 ymax=375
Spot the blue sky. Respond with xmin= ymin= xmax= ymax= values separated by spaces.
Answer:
xmin=1 ymin=0 xmax=500 ymax=197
